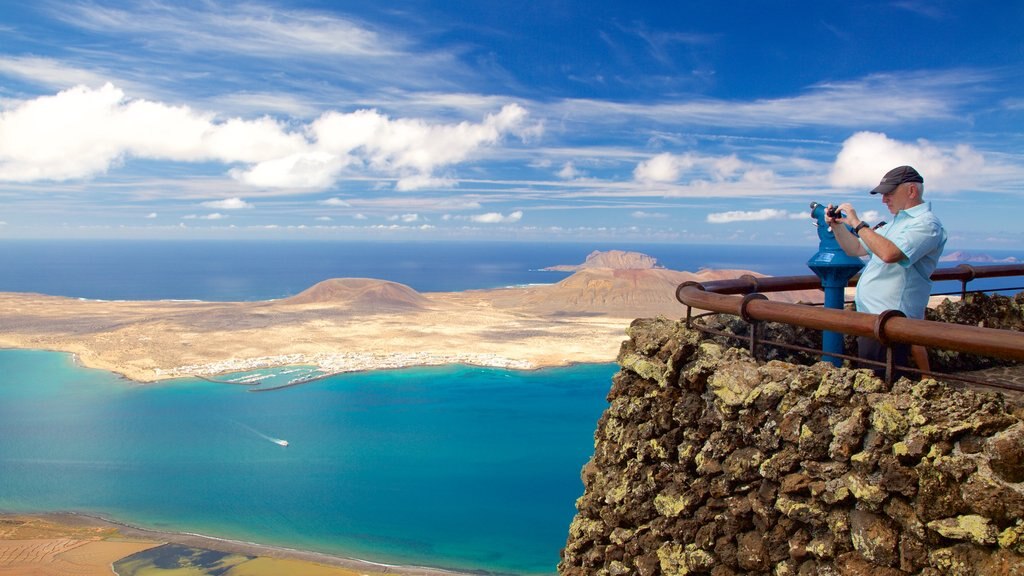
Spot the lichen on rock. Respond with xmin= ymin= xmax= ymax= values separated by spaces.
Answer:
xmin=559 ymin=317 xmax=1024 ymax=576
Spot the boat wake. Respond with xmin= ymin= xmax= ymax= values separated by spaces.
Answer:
xmin=233 ymin=421 xmax=289 ymax=447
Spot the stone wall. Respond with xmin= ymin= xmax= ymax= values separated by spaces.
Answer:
xmin=559 ymin=317 xmax=1024 ymax=575
xmin=928 ymin=292 xmax=1024 ymax=372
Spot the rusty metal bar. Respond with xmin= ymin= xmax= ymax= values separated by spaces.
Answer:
xmin=694 ymin=318 xmax=1024 ymax=394
xmin=676 ymin=264 xmax=1024 ymax=364
xmin=682 ymin=264 xmax=1024 ymax=295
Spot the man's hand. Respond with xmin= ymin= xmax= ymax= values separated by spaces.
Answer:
xmin=827 ymin=203 xmax=868 ymax=257
xmin=828 ymin=203 xmax=861 ymax=229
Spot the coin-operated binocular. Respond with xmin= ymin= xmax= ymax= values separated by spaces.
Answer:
xmin=807 ymin=202 xmax=864 ymax=366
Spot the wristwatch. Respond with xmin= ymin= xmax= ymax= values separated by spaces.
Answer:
xmin=854 ymin=222 xmax=870 ymax=235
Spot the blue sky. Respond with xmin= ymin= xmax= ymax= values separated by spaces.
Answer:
xmin=0 ymin=1 xmax=1022 ymax=248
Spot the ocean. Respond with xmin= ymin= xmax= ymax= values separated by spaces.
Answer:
xmin=0 ymin=349 xmax=614 ymax=575
xmin=0 ymin=239 xmax=821 ymax=300
xmin=0 ymin=240 xmax=1020 ymax=574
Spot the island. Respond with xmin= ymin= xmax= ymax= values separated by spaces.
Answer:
xmin=0 ymin=251 xmax=821 ymax=383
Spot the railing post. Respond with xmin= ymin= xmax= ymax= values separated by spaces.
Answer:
xmin=873 ymin=309 xmax=905 ymax=385
xmin=740 ymin=293 xmax=768 ymax=360
xmin=885 ymin=345 xmax=896 ymax=385
xmin=749 ymin=321 xmax=760 ymax=358
xmin=955 ymin=263 xmax=977 ymax=300
xmin=677 ymin=282 xmax=704 ymax=329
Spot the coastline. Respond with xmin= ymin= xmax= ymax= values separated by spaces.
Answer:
xmin=0 ymin=267 xmax=823 ymax=384
xmin=155 ymin=350 xmax=539 ymax=381
xmin=0 ymin=511 xmax=486 ymax=576
xmin=55 ymin=342 xmax=612 ymax=384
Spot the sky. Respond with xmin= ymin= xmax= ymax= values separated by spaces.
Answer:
xmin=0 ymin=1 xmax=1022 ymax=248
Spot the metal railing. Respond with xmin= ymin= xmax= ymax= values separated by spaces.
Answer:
xmin=675 ymin=263 xmax=1024 ymax=389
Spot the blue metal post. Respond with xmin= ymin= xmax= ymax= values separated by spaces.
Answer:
xmin=807 ymin=202 xmax=865 ymax=366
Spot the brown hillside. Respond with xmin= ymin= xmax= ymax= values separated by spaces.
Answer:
xmin=479 ymin=267 xmax=825 ymax=318
xmin=283 ymin=278 xmax=429 ymax=311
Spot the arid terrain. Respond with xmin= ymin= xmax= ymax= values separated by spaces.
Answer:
xmin=0 ymin=250 xmax=824 ymax=382
xmin=0 ymin=513 xmax=456 ymax=576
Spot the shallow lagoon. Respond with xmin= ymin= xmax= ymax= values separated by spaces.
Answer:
xmin=0 ymin=349 xmax=616 ymax=575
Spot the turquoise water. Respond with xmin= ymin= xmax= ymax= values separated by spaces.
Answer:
xmin=0 ymin=349 xmax=616 ymax=575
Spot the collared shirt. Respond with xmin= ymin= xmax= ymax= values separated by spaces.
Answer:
xmin=855 ymin=202 xmax=947 ymax=319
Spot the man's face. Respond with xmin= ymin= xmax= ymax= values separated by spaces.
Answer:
xmin=881 ymin=183 xmax=912 ymax=214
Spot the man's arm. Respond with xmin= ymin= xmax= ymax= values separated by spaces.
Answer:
xmin=829 ymin=203 xmax=906 ymax=263
xmin=856 ymin=226 xmax=906 ymax=263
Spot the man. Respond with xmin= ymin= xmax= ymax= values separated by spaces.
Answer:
xmin=826 ymin=165 xmax=947 ymax=375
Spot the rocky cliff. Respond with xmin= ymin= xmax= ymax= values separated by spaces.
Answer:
xmin=559 ymin=316 xmax=1024 ymax=575
xmin=543 ymin=250 xmax=665 ymax=271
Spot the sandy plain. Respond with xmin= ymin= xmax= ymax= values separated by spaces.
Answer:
xmin=0 ymin=513 xmax=465 ymax=576
xmin=0 ymin=264 xmax=822 ymax=383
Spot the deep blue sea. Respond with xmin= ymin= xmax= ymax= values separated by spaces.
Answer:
xmin=0 ymin=240 xmax=824 ymax=301
xmin=0 ymin=240 xmax=1020 ymax=574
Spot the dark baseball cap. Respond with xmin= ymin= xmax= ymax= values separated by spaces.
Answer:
xmin=870 ymin=165 xmax=923 ymax=194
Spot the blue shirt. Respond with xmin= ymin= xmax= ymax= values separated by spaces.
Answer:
xmin=855 ymin=202 xmax=947 ymax=319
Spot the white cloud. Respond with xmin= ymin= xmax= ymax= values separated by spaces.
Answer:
xmin=470 ymin=210 xmax=523 ymax=224
xmin=829 ymin=131 xmax=987 ymax=193
xmin=558 ymin=162 xmax=583 ymax=180
xmin=436 ymin=199 xmax=482 ymax=210
xmin=229 ymin=152 xmax=346 ymax=189
xmin=183 ymin=213 xmax=227 ymax=220
xmin=0 ymin=84 xmax=537 ymax=192
xmin=353 ymin=213 xmax=368 ymax=220
xmin=316 ymin=216 xmax=332 ymax=221
xmin=0 ymin=83 xmax=305 ymax=182
xmin=145 ymin=212 xmax=158 ymax=219
xmin=552 ymin=70 xmax=985 ymax=130
xmin=387 ymin=213 xmax=420 ymax=223
xmin=321 ymin=197 xmax=351 ymax=206
xmin=631 ymin=211 xmax=668 ymax=219
xmin=201 ymin=197 xmax=252 ymax=210
xmin=395 ymin=174 xmax=457 ymax=192
xmin=712 ymin=155 xmax=744 ymax=179
xmin=861 ymin=210 xmax=882 ymax=223
xmin=707 ymin=208 xmax=793 ymax=223
xmin=312 ymin=103 xmax=537 ymax=190
xmin=0 ymin=56 xmax=125 ymax=92
xmin=634 ymin=152 xmax=688 ymax=182
xmin=56 ymin=2 xmax=392 ymax=58
xmin=210 ymin=91 xmax=322 ymax=119
xmin=633 ymin=151 xmax=763 ymax=188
